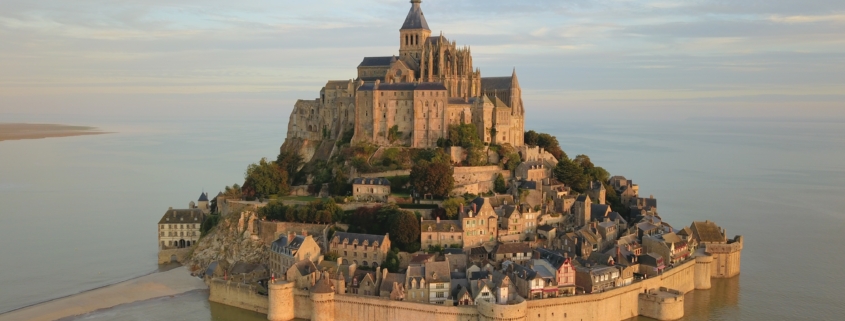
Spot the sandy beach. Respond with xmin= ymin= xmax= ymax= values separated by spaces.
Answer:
xmin=0 ymin=123 xmax=107 ymax=142
xmin=0 ymin=267 xmax=207 ymax=321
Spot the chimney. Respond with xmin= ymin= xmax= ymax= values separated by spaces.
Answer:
xmin=460 ymin=203 xmax=464 ymax=214
xmin=473 ymin=203 xmax=477 ymax=213
xmin=302 ymin=229 xmax=308 ymax=237
xmin=288 ymin=231 xmax=295 ymax=242
xmin=436 ymin=217 xmax=440 ymax=223
xmin=168 ymin=207 xmax=172 ymax=211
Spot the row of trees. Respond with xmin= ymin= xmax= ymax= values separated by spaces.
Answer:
xmin=258 ymin=198 xmax=345 ymax=224
xmin=347 ymin=204 xmax=421 ymax=253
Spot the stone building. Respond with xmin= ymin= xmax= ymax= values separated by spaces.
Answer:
xmin=420 ymin=217 xmax=463 ymax=249
xmin=270 ymin=232 xmax=322 ymax=278
xmin=461 ymin=197 xmax=502 ymax=247
xmin=352 ymin=177 xmax=391 ymax=202
xmin=158 ymin=207 xmax=205 ymax=249
xmin=284 ymin=0 xmax=525 ymax=157
xmin=329 ymin=232 xmax=391 ymax=268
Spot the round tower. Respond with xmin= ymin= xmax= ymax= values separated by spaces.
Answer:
xmin=267 ymin=281 xmax=295 ymax=321
xmin=310 ymin=277 xmax=336 ymax=321
xmin=694 ymin=254 xmax=713 ymax=290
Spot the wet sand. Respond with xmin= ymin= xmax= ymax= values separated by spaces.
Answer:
xmin=0 ymin=123 xmax=108 ymax=142
xmin=0 ymin=267 xmax=207 ymax=321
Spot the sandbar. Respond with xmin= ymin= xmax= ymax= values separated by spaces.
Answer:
xmin=0 ymin=267 xmax=207 ymax=321
xmin=0 ymin=123 xmax=108 ymax=142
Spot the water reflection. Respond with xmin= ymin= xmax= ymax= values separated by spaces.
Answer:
xmin=634 ymin=276 xmax=741 ymax=321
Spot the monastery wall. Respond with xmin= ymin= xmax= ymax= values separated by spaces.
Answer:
xmin=157 ymin=248 xmax=191 ymax=264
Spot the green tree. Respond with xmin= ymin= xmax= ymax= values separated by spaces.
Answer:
xmin=276 ymin=151 xmax=304 ymax=183
xmin=441 ymin=197 xmax=466 ymax=219
xmin=386 ymin=207 xmax=420 ymax=251
xmin=410 ymin=160 xmax=455 ymax=198
xmin=554 ymin=158 xmax=587 ymax=192
xmin=494 ymin=173 xmax=507 ymax=194
xmin=524 ymin=130 xmax=539 ymax=146
xmin=330 ymin=169 xmax=351 ymax=196
xmin=223 ymin=184 xmax=243 ymax=199
xmin=382 ymin=249 xmax=401 ymax=273
xmin=387 ymin=125 xmax=402 ymax=143
xmin=536 ymin=133 xmax=567 ymax=160
xmin=244 ymin=158 xmax=289 ymax=199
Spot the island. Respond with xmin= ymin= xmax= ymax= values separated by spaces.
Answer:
xmin=0 ymin=123 xmax=107 ymax=142
xmin=158 ymin=1 xmax=743 ymax=321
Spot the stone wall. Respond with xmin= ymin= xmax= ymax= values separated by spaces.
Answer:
xmin=211 ymin=249 xmax=742 ymax=321
xmin=208 ymin=279 xmax=269 ymax=314
xmin=356 ymin=169 xmax=411 ymax=179
xmin=157 ymin=248 xmax=191 ymax=264
xmin=452 ymin=166 xmax=511 ymax=196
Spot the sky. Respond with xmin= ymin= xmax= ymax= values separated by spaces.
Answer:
xmin=1 ymin=0 xmax=843 ymax=121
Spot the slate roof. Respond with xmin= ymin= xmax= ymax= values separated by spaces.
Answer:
xmin=469 ymin=246 xmax=488 ymax=257
xmin=272 ymin=234 xmax=307 ymax=252
xmin=425 ymin=261 xmax=452 ymax=283
xmin=291 ymin=260 xmax=318 ymax=276
xmin=401 ymin=1 xmax=430 ymax=30
xmin=591 ymin=204 xmax=611 ymax=221
xmin=198 ymin=192 xmax=209 ymax=202
xmin=443 ymin=248 xmax=465 ymax=255
xmin=158 ymin=208 xmax=205 ymax=224
xmin=352 ymin=177 xmax=391 ymax=186
xmin=333 ymin=232 xmax=387 ymax=246
xmin=427 ymin=35 xmax=448 ymax=44
xmin=534 ymin=248 xmax=569 ymax=269
xmin=537 ymin=225 xmax=555 ymax=232
xmin=358 ymin=56 xmax=394 ymax=67
xmin=380 ymin=272 xmax=406 ymax=294
xmin=448 ymin=97 xmax=471 ymax=105
xmin=481 ymin=76 xmax=514 ymax=91
xmin=493 ymin=242 xmax=532 ymax=255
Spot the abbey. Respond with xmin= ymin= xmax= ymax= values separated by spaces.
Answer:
xmin=286 ymin=0 xmax=525 ymax=150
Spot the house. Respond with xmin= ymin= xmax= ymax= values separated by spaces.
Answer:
xmin=329 ymin=232 xmax=391 ymax=268
xmin=629 ymin=195 xmax=658 ymax=215
xmin=348 ymin=270 xmax=379 ymax=296
xmin=536 ymin=224 xmax=556 ymax=240
xmin=574 ymin=264 xmax=619 ymax=294
xmin=352 ymin=177 xmax=391 ymax=202
xmin=452 ymin=278 xmax=474 ymax=305
xmin=461 ymin=197 xmax=501 ymax=247
xmin=158 ymin=208 xmax=205 ymax=250
xmin=638 ymin=252 xmax=665 ymax=277
xmin=572 ymin=194 xmax=591 ymax=227
xmin=468 ymin=275 xmax=496 ymax=304
xmin=595 ymin=220 xmax=618 ymax=250
xmin=533 ymin=248 xmax=577 ymax=295
xmin=587 ymin=180 xmax=606 ymax=205
xmin=445 ymin=252 xmax=468 ymax=271
xmin=490 ymin=242 xmax=533 ymax=263
xmin=425 ymin=261 xmax=452 ymax=304
xmin=510 ymin=260 xmax=558 ymax=300
xmin=270 ymin=232 xmax=322 ymax=277
xmin=642 ymin=232 xmax=690 ymax=265
xmin=421 ymin=218 xmax=463 ymax=249
xmin=405 ymin=265 xmax=428 ymax=303
xmin=515 ymin=161 xmax=549 ymax=182
xmin=408 ymin=253 xmax=436 ymax=267
xmin=286 ymin=259 xmax=319 ymax=290
xmin=590 ymin=203 xmax=612 ymax=222
xmin=378 ymin=269 xmax=406 ymax=300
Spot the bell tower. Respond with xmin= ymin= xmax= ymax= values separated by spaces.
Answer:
xmin=399 ymin=0 xmax=431 ymax=69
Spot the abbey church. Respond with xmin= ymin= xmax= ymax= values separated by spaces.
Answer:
xmin=286 ymin=0 xmax=525 ymax=152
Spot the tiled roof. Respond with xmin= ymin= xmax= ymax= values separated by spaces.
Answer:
xmin=158 ymin=208 xmax=205 ymax=224
xmin=692 ymin=221 xmax=725 ymax=243
xmin=333 ymin=232 xmax=387 ymax=246
xmin=311 ymin=277 xmax=334 ymax=293
xmin=425 ymin=261 xmax=451 ymax=283
xmin=421 ymin=220 xmax=462 ymax=232
xmin=352 ymin=177 xmax=391 ymax=186
xmin=494 ymin=242 xmax=532 ymax=255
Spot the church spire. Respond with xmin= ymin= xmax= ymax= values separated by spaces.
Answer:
xmin=402 ymin=0 xmax=430 ymax=31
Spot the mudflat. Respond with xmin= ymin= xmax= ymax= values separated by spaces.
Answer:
xmin=0 ymin=267 xmax=207 ymax=321
xmin=0 ymin=123 xmax=107 ymax=142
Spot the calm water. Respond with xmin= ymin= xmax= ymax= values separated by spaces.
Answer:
xmin=1 ymin=110 xmax=844 ymax=320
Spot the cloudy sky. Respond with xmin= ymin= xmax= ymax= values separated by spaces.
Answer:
xmin=1 ymin=0 xmax=843 ymax=120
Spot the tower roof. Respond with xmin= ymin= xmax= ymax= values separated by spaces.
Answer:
xmin=198 ymin=192 xmax=208 ymax=202
xmin=401 ymin=0 xmax=430 ymax=31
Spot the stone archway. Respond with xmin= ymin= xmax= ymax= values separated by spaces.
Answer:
xmin=179 ymin=239 xmax=186 ymax=248
xmin=170 ymin=254 xmax=178 ymax=263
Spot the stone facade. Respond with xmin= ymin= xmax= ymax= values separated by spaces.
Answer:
xmin=158 ymin=207 xmax=205 ymax=250
xmin=282 ymin=0 xmax=525 ymax=162
xmin=351 ymin=177 xmax=391 ymax=202
xmin=269 ymin=233 xmax=322 ymax=278
xmin=329 ymin=232 xmax=391 ymax=268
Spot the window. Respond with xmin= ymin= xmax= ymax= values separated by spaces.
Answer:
xmin=436 ymin=292 xmax=445 ymax=298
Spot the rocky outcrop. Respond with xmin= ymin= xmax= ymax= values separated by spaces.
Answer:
xmin=187 ymin=211 xmax=268 ymax=275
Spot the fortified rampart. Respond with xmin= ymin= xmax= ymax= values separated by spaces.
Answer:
xmin=203 ymin=248 xmax=740 ymax=321
xmin=208 ymin=279 xmax=269 ymax=314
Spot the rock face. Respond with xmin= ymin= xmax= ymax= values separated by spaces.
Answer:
xmin=187 ymin=211 xmax=268 ymax=274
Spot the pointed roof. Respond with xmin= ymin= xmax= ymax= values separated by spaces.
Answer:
xmin=198 ymin=192 xmax=209 ymax=202
xmin=401 ymin=0 xmax=430 ymax=31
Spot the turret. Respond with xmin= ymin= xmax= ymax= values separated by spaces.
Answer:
xmin=310 ymin=274 xmax=336 ymax=321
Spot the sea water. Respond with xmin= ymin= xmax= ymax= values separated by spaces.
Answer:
xmin=1 ymin=110 xmax=843 ymax=320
